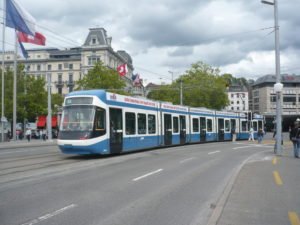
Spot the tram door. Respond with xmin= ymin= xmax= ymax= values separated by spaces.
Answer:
xmin=180 ymin=115 xmax=186 ymax=144
xmin=218 ymin=118 xmax=225 ymax=141
xmin=164 ymin=114 xmax=172 ymax=145
xmin=200 ymin=117 xmax=206 ymax=142
xmin=109 ymin=108 xmax=123 ymax=154
xmin=231 ymin=119 xmax=236 ymax=140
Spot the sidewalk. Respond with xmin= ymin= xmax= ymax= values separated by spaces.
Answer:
xmin=0 ymin=138 xmax=57 ymax=150
xmin=208 ymin=144 xmax=300 ymax=225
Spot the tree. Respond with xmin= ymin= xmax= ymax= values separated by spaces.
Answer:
xmin=0 ymin=64 xmax=63 ymax=123
xmin=76 ymin=62 xmax=127 ymax=94
xmin=148 ymin=61 xmax=229 ymax=110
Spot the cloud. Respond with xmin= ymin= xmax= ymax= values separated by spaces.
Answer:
xmin=6 ymin=0 xmax=300 ymax=82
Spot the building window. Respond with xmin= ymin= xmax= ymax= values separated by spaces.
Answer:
xmin=58 ymin=87 xmax=62 ymax=95
xmin=26 ymin=65 xmax=30 ymax=71
xmin=69 ymin=86 xmax=73 ymax=93
xmin=231 ymin=94 xmax=234 ymax=98
xmin=37 ymin=65 xmax=41 ymax=71
xmin=231 ymin=107 xmax=234 ymax=110
xmin=69 ymin=73 xmax=73 ymax=82
xmin=254 ymin=98 xmax=259 ymax=103
xmin=237 ymin=107 xmax=239 ymax=110
xmin=64 ymin=63 xmax=68 ymax=68
xmin=58 ymin=64 xmax=62 ymax=70
xmin=58 ymin=73 xmax=63 ymax=83
xmin=231 ymin=101 xmax=234 ymax=104
xmin=283 ymin=96 xmax=296 ymax=102
xmin=237 ymin=101 xmax=239 ymax=104
xmin=47 ymin=64 xmax=51 ymax=71
xmin=37 ymin=55 xmax=40 ymax=58
xmin=92 ymin=38 xmax=96 ymax=44
xmin=69 ymin=64 xmax=73 ymax=70
xmin=88 ymin=57 xmax=101 ymax=65
xmin=270 ymin=96 xmax=276 ymax=102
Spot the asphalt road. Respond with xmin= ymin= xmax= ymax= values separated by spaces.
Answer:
xmin=0 ymin=141 xmax=274 ymax=225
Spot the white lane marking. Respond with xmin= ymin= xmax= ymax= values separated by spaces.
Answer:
xmin=208 ymin=151 xmax=220 ymax=155
xmin=21 ymin=204 xmax=77 ymax=225
xmin=233 ymin=146 xmax=252 ymax=150
xmin=133 ymin=169 xmax=163 ymax=181
xmin=180 ymin=157 xmax=195 ymax=163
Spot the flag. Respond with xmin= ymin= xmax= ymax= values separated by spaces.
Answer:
xmin=18 ymin=31 xmax=46 ymax=46
xmin=18 ymin=42 xmax=29 ymax=58
xmin=116 ymin=63 xmax=127 ymax=77
xmin=132 ymin=74 xmax=140 ymax=86
xmin=6 ymin=0 xmax=36 ymax=35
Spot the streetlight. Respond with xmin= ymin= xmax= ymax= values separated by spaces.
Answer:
xmin=261 ymin=0 xmax=282 ymax=156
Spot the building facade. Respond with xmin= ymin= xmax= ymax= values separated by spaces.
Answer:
xmin=225 ymin=84 xmax=249 ymax=112
xmin=251 ymin=74 xmax=300 ymax=131
xmin=1 ymin=28 xmax=144 ymax=96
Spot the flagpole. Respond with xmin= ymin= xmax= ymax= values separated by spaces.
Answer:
xmin=1 ymin=0 xmax=6 ymax=142
xmin=13 ymin=30 xmax=17 ymax=141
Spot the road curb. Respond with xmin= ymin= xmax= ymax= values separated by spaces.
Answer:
xmin=206 ymin=151 xmax=267 ymax=225
xmin=0 ymin=141 xmax=57 ymax=150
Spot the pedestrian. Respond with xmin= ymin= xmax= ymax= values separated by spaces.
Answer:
xmin=42 ymin=129 xmax=47 ymax=141
xmin=257 ymin=128 xmax=264 ymax=144
xmin=231 ymin=126 xmax=236 ymax=142
xmin=7 ymin=130 xmax=11 ymax=142
xmin=248 ymin=127 xmax=254 ymax=141
xmin=25 ymin=128 xmax=31 ymax=142
xmin=16 ymin=130 xmax=20 ymax=140
xmin=39 ymin=129 xmax=43 ymax=140
xmin=290 ymin=121 xmax=300 ymax=158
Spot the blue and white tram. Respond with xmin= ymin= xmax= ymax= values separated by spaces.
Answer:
xmin=57 ymin=90 xmax=263 ymax=155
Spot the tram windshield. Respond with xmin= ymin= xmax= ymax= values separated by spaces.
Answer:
xmin=58 ymin=105 xmax=106 ymax=140
xmin=60 ymin=105 xmax=95 ymax=131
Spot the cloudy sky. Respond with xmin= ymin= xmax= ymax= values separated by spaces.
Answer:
xmin=2 ymin=0 xmax=300 ymax=84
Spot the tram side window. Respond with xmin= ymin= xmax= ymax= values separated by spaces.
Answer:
xmin=207 ymin=119 xmax=213 ymax=132
xmin=148 ymin=114 xmax=156 ymax=134
xmin=126 ymin=112 xmax=136 ymax=135
xmin=94 ymin=108 xmax=106 ymax=136
xmin=225 ymin=120 xmax=230 ymax=132
xmin=94 ymin=108 xmax=105 ymax=130
xmin=193 ymin=118 xmax=199 ymax=132
xmin=200 ymin=117 xmax=206 ymax=131
xmin=173 ymin=117 xmax=179 ymax=133
xmin=253 ymin=121 xmax=258 ymax=131
xmin=258 ymin=121 xmax=263 ymax=129
xmin=138 ymin=113 xmax=146 ymax=134
xmin=241 ymin=121 xmax=247 ymax=131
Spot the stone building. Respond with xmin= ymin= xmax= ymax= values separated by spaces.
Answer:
xmin=1 ymin=28 xmax=143 ymax=96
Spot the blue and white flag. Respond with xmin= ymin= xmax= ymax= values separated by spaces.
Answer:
xmin=6 ymin=0 xmax=36 ymax=35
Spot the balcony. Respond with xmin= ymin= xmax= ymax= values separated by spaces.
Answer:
xmin=66 ymin=80 xmax=75 ymax=87
xmin=54 ymin=80 xmax=64 ymax=87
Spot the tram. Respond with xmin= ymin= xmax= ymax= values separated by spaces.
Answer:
xmin=57 ymin=90 xmax=264 ymax=155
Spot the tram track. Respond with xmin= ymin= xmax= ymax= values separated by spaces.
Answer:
xmin=0 ymin=152 xmax=60 ymax=163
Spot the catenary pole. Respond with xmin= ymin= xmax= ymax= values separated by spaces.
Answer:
xmin=13 ymin=30 xmax=17 ymax=140
xmin=261 ymin=0 xmax=282 ymax=156
xmin=1 ymin=0 xmax=6 ymax=142
xmin=47 ymin=73 xmax=52 ymax=141
xmin=274 ymin=0 xmax=282 ymax=156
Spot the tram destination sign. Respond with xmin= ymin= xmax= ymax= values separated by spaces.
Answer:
xmin=65 ymin=97 xmax=93 ymax=105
